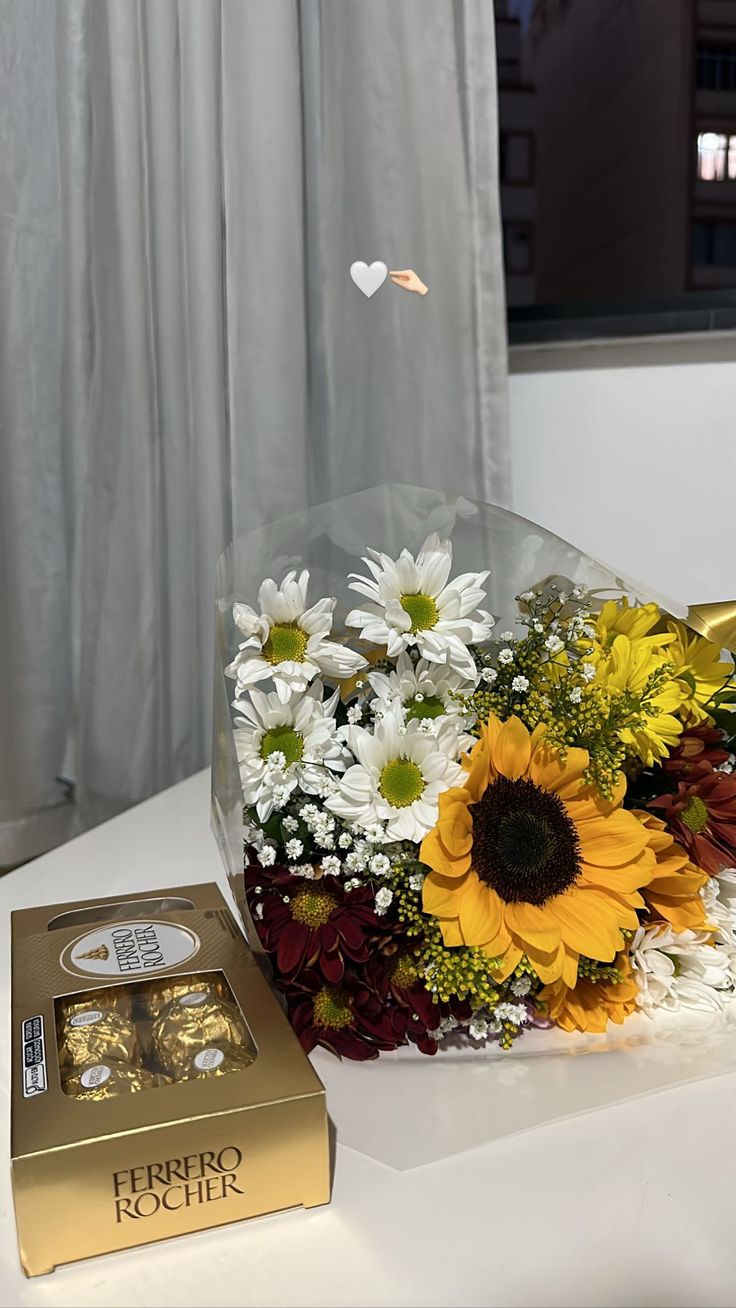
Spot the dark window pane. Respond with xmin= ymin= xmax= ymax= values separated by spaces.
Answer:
xmin=504 ymin=222 xmax=533 ymax=273
xmin=692 ymin=220 xmax=736 ymax=266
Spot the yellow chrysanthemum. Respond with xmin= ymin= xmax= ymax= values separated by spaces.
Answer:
xmin=634 ymin=810 xmax=709 ymax=932
xmin=598 ymin=634 xmax=686 ymax=766
xmin=540 ymin=953 xmax=639 ymax=1034
xmin=420 ymin=715 xmax=655 ymax=988
xmin=594 ymin=598 xmax=673 ymax=651
xmin=665 ymin=621 xmax=733 ymax=725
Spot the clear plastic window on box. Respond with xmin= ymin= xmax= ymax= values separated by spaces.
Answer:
xmin=54 ymin=972 xmax=257 ymax=1099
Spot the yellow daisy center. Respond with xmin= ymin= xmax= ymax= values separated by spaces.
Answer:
xmin=379 ymin=758 xmax=425 ymax=808
xmin=313 ymin=985 xmax=353 ymax=1030
xmin=391 ymin=953 xmax=421 ymax=988
xmin=263 ymin=621 xmax=308 ymax=664
xmin=290 ymin=889 xmax=336 ymax=927
xmin=681 ymin=795 xmax=709 ymax=834
xmin=260 ymin=725 xmax=304 ymax=766
xmin=470 ymin=776 xmax=581 ymax=906
xmin=405 ymin=694 xmax=445 ymax=722
xmin=400 ymin=592 xmax=439 ymax=633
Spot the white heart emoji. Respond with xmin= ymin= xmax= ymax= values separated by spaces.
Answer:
xmin=350 ymin=261 xmax=388 ymax=298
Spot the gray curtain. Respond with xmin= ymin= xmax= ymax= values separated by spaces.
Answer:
xmin=0 ymin=0 xmax=509 ymax=866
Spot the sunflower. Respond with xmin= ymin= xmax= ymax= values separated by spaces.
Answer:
xmin=540 ymin=953 xmax=639 ymax=1034
xmin=665 ymin=621 xmax=733 ymax=725
xmin=634 ymin=811 xmax=709 ymax=932
xmin=420 ymin=715 xmax=655 ymax=988
xmin=597 ymin=634 xmax=686 ymax=765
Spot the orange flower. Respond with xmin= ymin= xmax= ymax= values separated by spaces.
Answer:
xmin=420 ymin=715 xmax=656 ymax=988
xmin=634 ymin=810 xmax=709 ymax=932
xmin=540 ymin=954 xmax=639 ymax=1033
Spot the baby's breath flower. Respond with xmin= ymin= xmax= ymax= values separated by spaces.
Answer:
xmin=321 ymin=854 xmax=341 ymax=876
xmin=498 ymin=648 xmax=514 ymax=666
xmin=257 ymin=845 xmax=277 ymax=867
xmin=285 ymin=838 xmax=304 ymax=860
xmin=370 ymin=853 xmax=391 ymax=877
xmin=511 ymin=675 xmax=529 ymax=694
xmin=374 ymin=887 xmax=393 ymax=915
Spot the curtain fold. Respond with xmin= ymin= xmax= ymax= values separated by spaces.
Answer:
xmin=0 ymin=0 xmax=509 ymax=865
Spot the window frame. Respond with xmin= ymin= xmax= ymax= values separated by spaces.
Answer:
xmin=507 ymin=288 xmax=736 ymax=346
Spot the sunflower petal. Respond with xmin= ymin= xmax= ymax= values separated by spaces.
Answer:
xmin=419 ymin=827 xmax=470 ymax=878
xmin=423 ymin=871 xmax=469 ymax=916
xmin=458 ymin=878 xmax=504 ymax=947
xmin=549 ymin=890 xmax=622 ymax=960
xmin=575 ymin=810 xmax=648 ymax=865
xmin=504 ymin=901 xmax=561 ymax=952
xmin=491 ymin=716 xmax=532 ymax=780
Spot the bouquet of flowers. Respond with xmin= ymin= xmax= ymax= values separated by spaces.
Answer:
xmin=215 ymin=488 xmax=736 ymax=1061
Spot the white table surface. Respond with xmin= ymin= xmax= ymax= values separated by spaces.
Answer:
xmin=2 ymin=770 xmax=736 ymax=1308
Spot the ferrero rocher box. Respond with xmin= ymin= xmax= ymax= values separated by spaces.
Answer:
xmin=10 ymin=883 xmax=331 ymax=1276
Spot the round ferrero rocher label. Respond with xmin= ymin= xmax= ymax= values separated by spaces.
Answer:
xmin=187 ymin=1044 xmax=255 ymax=1079
xmin=136 ymin=975 xmax=224 ymax=1021
xmin=59 ymin=1007 xmax=139 ymax=1071
xmin=152 ymin=994 xmax=244 ymax=1079
xmin=63 ymin=987 xmax=133 ymax=1020
xmin=65 ymin=1062 xmax=160 ymax=1100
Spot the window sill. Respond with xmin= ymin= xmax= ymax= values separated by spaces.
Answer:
xmin=509 ymin=328 xmax=736 ymax=373
xmin=507 ymin=290 xmax=736 ymax=370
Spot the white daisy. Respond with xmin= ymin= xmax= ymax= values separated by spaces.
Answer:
xmin=233 ymin=683 xmax=350 ymax=822
xmin=346 ymin=533 xmax=494 ymax=679
xmin=226 ymin=570 xmax=366 ymax=704
xmin=325 ymin=707 xmax=464 ymax=843
xmin=701 ymin=868 xmax=736 ymax=976
xmin=630 ymin=924 xmax=734 ymax=1015
xmin=368 ymin=651 xmax=476 ymax=728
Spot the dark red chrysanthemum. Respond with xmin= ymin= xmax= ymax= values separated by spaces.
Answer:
xmin=285 ymin=967 xmax=400 ymax=1060
xmin=664 ymin=724 xmax=731 ymax=779
xmin=246 ymin=869 xmax=381 ymax=984
xmin=649 ymin=764 xmax=736 ymax=876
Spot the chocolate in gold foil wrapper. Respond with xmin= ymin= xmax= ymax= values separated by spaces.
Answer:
xmin=136 ymin=973 xmax=225 ymax=1021
xmin=64 ymin=1063 xmax=162 ymax=1101
xmin=63 ymin=988 xmax=133 ymax=1020
xmin=177 ymin=1042 xmax=255 ymax=1081
xmin=152 ymin=992 xmax=245 ymax=1078
xmin=59 ymin=1007 xmax=139 ymax=1071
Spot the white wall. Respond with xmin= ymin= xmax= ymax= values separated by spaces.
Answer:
xmin=509 ymin=347 xmax=736 ymax=609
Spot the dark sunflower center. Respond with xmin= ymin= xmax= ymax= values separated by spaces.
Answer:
xmin=470 ymin=776 xmax=581 ymax=906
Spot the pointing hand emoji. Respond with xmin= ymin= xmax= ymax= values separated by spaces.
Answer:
xmin=388 ymin=269 xmax=429 ymax=296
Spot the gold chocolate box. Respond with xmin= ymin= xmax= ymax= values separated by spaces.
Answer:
xmin=11 ymin=883 xmax=331 ymax=1276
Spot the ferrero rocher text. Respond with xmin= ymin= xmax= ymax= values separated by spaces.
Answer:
xmin=112 ymin=1146 xmax=244 ymax=1221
